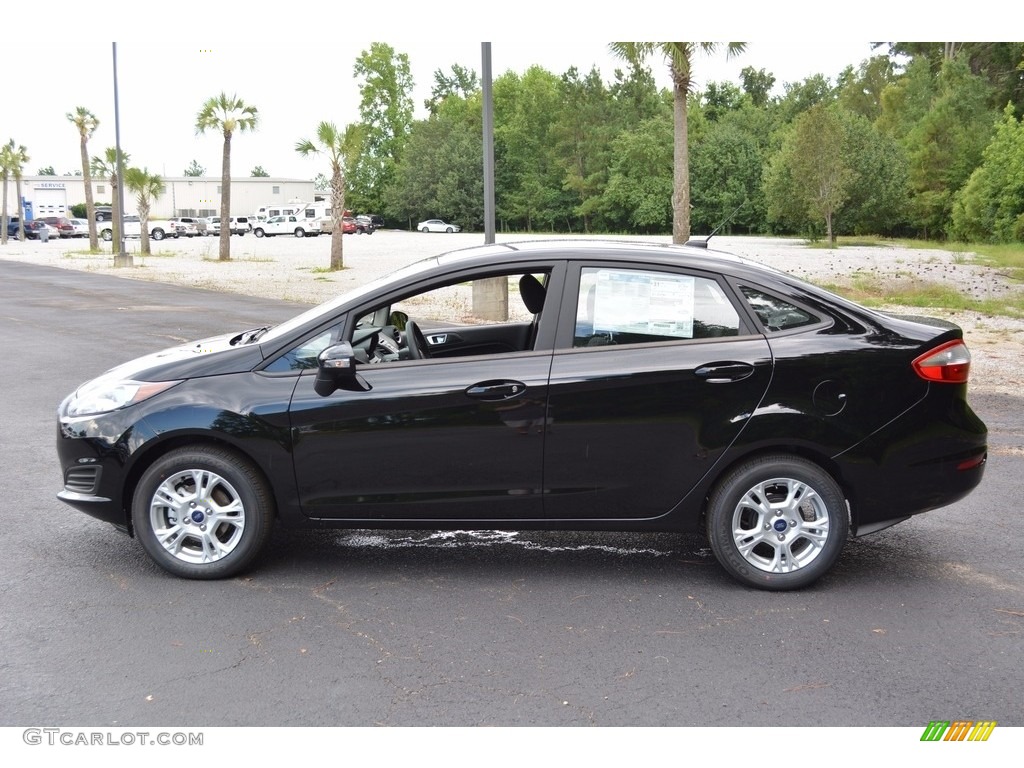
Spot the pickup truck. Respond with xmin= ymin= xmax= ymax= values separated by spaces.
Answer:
xmin=252 ymin=215 xmax=321 ymax=238
xmin=98 ymin=215 xmax=179 ymax=241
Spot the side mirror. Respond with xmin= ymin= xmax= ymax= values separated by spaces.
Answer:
xmin=389 ymin=310 xmax=409 ymax=332
xmin=314 ymin=342 xmax=370 ymax=395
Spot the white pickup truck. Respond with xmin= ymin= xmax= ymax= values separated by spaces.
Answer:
xmin=252 ymin=215 xmax=321 ymax=238
xmin=98 ymin=215 xmax=179 ymax=241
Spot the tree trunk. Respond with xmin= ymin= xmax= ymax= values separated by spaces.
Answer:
xmin=330 ymin=167 xmax=344 ymax=271
xmin=672 ymin=80 xmax=691 ymax=244
xmin=219 ymin=132 xmax=232 ymax=261
xmin=80 ymin=136 xmax=98 ymax=251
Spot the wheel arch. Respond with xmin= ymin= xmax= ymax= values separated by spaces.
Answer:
xmin=698 ymin=445 xmax=853 ymax=528
xmin=121 ymin=434 xmax=279 ymax=537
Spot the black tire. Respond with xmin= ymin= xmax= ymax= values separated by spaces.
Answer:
xmin=152 ymin=228 xmax=165 ymax=241
xmin=706 ymin=455 xmax=848 ymax=591
xmin=445 ymin=227 xmax=453 ymax=233
xmin=420 ymin=227 xmax=429 ymax=233
xmin=254 ymin=229 xmax=265 ymax=238
xmin=294 ymin=228 xmax=305 ymax=238
xmin=131 ymin=446 xmax=275 ymax=580
xmin=100 ymin=229 xmax=113 ymax=242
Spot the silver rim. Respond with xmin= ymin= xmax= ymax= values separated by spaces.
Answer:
xmin=731 ymin=477 xmax=831 ymax=573
xmin=148 ymin=468 xmax=246 ymax=564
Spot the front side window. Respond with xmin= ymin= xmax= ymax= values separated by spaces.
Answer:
xmin=574 ymin=267 xmax=740 ymax=347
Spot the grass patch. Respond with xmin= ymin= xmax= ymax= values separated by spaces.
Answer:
xmin=310 ymin=266 xmax=345 ymax=274
xmin=824 ymin=275 xmax=1024 ymax=318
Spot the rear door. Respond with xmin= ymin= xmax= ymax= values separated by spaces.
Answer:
xmin=543 ymin=263 xmax=773 ymax=520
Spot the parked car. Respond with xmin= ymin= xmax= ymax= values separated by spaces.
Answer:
xmin=68 ymin=218 xmax=91 ymax=238
xmin=54 ymin=239 xmax=987 ymax=588
xmin=98 ymin=215 xmax=177 ymax=241
xmin=341 ymin=216 xmax=358 ymax=235
xmin=20 ymin=220 xmax=59 ymax=240
xmin=252 ymin=215 xmax=320 ymax=238
xmin=417 ymin=218 xmax=460 ymax=233
xmin=354 ymin=215 xmax=376 ymax=234
xmin=204 ymin=216 xmax=249 ymax=236
xmin=42 ymin=216 xmax=76 ymax=238
xmin=169 ymin=217 xmax=204 ymax=237
xmin=94 ymin=206 xmax=113 ymax=222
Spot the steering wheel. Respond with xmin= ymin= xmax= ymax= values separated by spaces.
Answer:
xmin=404 ymin=320 xmax=430 ymax=360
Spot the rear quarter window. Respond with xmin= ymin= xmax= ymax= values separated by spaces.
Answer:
xmin=739 ymin=286 xmax=821 ymax=332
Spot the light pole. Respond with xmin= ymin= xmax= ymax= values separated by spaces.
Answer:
xmin=112 ymin=42 xmax=131 ymax=267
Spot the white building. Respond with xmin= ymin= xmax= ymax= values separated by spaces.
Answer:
xmin=2 ymin=175 xmax=318 ymax=220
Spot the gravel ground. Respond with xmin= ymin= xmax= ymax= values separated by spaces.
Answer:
xmin=3 ymin=230 xmax=1022 ymax=394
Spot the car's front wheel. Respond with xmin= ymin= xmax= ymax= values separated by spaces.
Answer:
xmin=254 ymin=229 xmax=265 ymax=238
xmin=152 ymin=228 xmax=165 ymax=241
xmin=706 ymin=455 xmax=848 ymax=591
xmin=100 ymin=229 xmax=112 ymax=241
xmin=132 ymin=447 xmax=275 ymax=580
xmin=420 ymin=227 xmax=429 ymax=233
xmin=294 ymin=228 xmax=305 ymax=238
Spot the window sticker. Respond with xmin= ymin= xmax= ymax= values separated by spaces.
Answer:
xmin=592 ymin=270 xmax=696 ymax=339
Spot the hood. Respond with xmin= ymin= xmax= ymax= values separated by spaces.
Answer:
xmin=92 ymin=329 xmax=268 ymax=384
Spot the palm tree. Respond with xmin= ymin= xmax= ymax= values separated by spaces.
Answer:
xmin=124 ymin=167 xmax=165 ymax=255
xmin=0 ymin=142 xmax=16 ymax=244
xmin=1 ymin=139 xmax=30 ymax=242
xmin=295 ymin=121 xmax=347 ymax=271
xmin=67 ymin=107 xmax=100 ymax=250
xmin=196 ymin=93 xmax=259 ymax=261
xmin=610 ymin=42 xmax=746 ymax=243
xmin=90 ymin=147 xmax=130 ymax=254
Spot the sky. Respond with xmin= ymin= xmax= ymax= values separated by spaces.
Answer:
xmin=1 ymin=4 xmax=992 ymax=182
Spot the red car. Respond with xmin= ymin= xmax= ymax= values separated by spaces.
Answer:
xmin=42 ymin=216 xmax=76 ymax=238
xmin=342 ymin=216 xmax=358 ymax=234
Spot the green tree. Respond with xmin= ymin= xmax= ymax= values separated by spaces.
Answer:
xmin=37 ymin=166 xmax=56 ymax=175
xmin=689 ymin=116 xmax=765 ymax=236
xmin=67 ymin=106 xmax=101 ymax=249
xmin=183 ymin=159 xmax=206 ymax=177
xmin=124 ymin=167 xmax=165 ymax=255
xmin=425 ymin=63 xmax=478 ymax=115
xmin=350 ymin=43 xmax=415 ymax=213
xmin=296 ymin=121 xmax=347 ymax=271
xmin=739 ymin=67 xmax=776 ymax=108
xmin=91 ymin=147 xmax=130 ymax=256
xmin=902 ymin=59 xmax=995 ymax=237
xmin=951 ymin=104 xmax=1024 ymax=243
xmin=389 ymin=95 xmax=484 ymax=231
xmin=602 ymin=117 xmax=673 ymax=232
xmin=1 ymin=140 xmax=30 ymax=243
xmin=610 ymin=42 xmax=747 ymax=243
xmin=250 ymin=165 xmax=269 ymax=177
xmin=764 ymin=104 xmax=852 ymax=245
xmin=196 ymin=92 xmax=259 ymax=261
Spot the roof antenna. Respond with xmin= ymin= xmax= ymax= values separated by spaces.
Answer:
xmin=684 ymin=200 xmax=747 ymax=249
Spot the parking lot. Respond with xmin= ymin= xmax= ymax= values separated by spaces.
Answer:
xmin=1 ymin=236 xmax=1022 ymax=761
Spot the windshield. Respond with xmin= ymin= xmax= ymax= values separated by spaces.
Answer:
xmin=258 ymin=256 xmax=440 ymax=345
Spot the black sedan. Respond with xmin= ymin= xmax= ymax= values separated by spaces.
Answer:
xmin=55 ymin=240 xmax=987 ymax=589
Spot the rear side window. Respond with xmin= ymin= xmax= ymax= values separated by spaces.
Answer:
xmin=739 ymin=287 xmax=820 ymax=332
xmin=574 ymin=267 xmax=740 ymax=346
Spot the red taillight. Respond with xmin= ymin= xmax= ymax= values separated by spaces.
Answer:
xmin=913 ymin=340 xmax=971 ymax=383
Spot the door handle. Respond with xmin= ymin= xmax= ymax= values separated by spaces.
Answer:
xmin=694 ymin=362 xmax=755 ymax=383
xmin=465 ymin=380 xmax=527 ymax=401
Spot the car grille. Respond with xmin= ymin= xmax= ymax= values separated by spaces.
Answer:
xmin=64 ymin=465 xmax=101 ymax=495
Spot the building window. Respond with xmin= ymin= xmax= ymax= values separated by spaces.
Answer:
xmin=272 ymin=185 xmax=280 ymax=195
xmin=97 ymin=185 xmax=105 ymax=194
xmin=216 ymin=185 xmax=222 ymax=194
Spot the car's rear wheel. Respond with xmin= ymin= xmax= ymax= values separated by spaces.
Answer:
xmin=420 ymin=227 xmax=429 ymax=233
xmin=294 ymin=228 xmax=305 ymax=238
xmin=706 ymin=455 xmax=848 ymax=590
xmin=101 ymin=229 xmax=112 ymax=241
xmin=152 ymin=228 xmax=165 ymax=241
xmin=132 ymin=447 xmax=274 ymax=580
xmin=254 ymin=229 xmax=265 ymax=238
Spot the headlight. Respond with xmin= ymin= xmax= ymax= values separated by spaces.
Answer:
xmin=66 ymin=379 xmax=182 ymax=417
